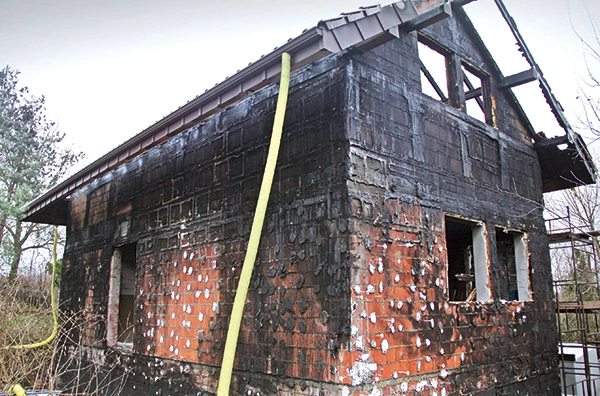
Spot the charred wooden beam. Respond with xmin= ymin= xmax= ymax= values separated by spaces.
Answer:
xmin=447 ymin=53 xmax=466 ymax=111
xmin=533 ymin=135 xmax=568 ymax=150
xmin=462 ymin=74 xmax=484 ymax=109
xmin=501 ymin=68 xmax=538 ymax=89
xmin=464 ymin=87 xmax=482 ymax=101
xmin=402 ymin=2 xmax=453 ymax=32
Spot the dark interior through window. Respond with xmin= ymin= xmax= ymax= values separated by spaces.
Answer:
xmin=496 ymin=229 xmax=519 ymax=301
xmin=446 ymin=217 xmax=475 ymax=301
xmin=118 ymin=243 xmax=137 ymax=343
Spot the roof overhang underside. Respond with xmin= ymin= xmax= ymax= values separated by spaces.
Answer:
xmin=536 ymin=132 xmax=595 ymax=193
xmin=485 ymin=0 xmax=596 ymax=192
xmin=25 ymin=198 xmax=69 ymax=226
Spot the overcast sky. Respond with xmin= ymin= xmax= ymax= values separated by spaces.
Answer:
xmin=1 ymin=0 xmax=599 ymax=168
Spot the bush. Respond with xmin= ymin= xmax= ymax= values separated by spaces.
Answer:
xmin=0 ymin=275 xmax=127 ymax=394
xmin=0 ymin=276 xmax=55 ymax=391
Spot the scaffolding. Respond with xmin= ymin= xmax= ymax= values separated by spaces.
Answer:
xmin=548 ymin=207 xmax=600 ymax=395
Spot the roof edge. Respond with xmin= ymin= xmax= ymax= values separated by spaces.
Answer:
xmin=23 ymin=26 xmax=328 ymax=222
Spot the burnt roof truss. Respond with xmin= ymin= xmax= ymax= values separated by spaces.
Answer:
xmin=491 ymin=0 xmax=596 ymax=191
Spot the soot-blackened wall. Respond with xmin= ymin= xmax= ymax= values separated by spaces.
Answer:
xmin=61 ymin=52 xmax=357 ymax=394
xmin=337 ymin=17 xmax=558 ymax=395
xmin=59 ymin=15 xmax=559 ymax=396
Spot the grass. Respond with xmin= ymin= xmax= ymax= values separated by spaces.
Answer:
xmin=0 ymin=277 xmax=56 ymax=392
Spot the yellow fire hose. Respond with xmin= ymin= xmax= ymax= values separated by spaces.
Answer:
xmin=6 ymin=227 xmax=59 ymax=396
xmin=217 ymin=52 xmax=291 ymax=395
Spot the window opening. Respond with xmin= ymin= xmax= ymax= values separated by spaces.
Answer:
xmin=418 ymin=40 xmax=448 ymax=102
xmin=445 ymin=216 xmax=490 ymax=302
xmin=462 ymin=63 xmax=487 ymax=123
xmin=496 ymin=228 xmax=531 ymax=301
xmin=417 ymin=35 xmax=495 ymax=126
xmin=118 ymin=244 xmax=136 ymax=343
xmin=107 ymin=243 xmax=137 ymax=346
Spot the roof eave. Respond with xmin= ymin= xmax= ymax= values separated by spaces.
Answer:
xmin=23 ymin=27 xmax=330 ymax=223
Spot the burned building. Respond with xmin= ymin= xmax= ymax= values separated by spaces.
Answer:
xmin=24 ymin=0 xmax=596 ymax=395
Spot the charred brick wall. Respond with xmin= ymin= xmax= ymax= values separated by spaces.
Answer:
xmin=61 ymin=53 xmax=356 ymax=394
xmin=59 ymin=15 xmax=559 ymax=396
xmin=335 ymin=21 xmax=559 ymax=395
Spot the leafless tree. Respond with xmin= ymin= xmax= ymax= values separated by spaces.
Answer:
xmin=573 ymin=7 xmax=600 ymax=140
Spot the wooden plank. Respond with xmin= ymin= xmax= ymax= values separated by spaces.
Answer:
xmin=558 ymin=301 xmax=600 ymax=312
